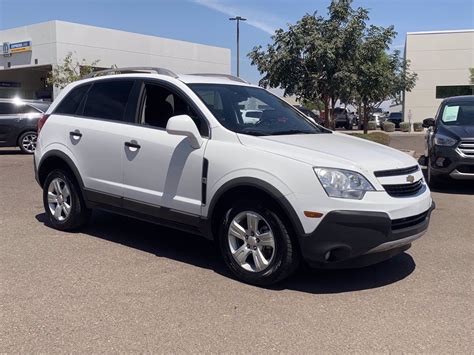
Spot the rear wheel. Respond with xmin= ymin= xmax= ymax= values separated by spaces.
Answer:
xmin=18 ymin=131 xmax=37 ymax=154
xmin=218 ymin=199 xmax=299 ymax=286
xmin=43 ymin=169 xmax=91 ymax=230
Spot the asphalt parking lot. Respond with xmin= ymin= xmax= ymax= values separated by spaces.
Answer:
xmin=1 ymin=141 xmax=473 ymax=353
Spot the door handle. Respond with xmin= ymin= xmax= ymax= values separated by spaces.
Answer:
xmin=125 ymin=140 xmax=141 ymax=149
xmin=69 ymin=130 xmax=82 ymax=138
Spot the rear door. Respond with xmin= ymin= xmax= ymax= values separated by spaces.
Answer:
xmin=58 ymin=79 xmax=138 ymax=199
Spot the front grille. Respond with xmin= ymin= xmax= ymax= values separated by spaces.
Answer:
xmin=383 ymin=179 xmax=424 ymax=197
xmin=391 ymin=209 xmax=430 ymax=230
xmin=374 ymin=165 xmax=419 ymax=177
xmin=458 ymin=140 xmax=474 ymax=158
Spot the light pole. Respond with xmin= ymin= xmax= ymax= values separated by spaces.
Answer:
xmin=229 ymin=16 xmax=246 ymax=77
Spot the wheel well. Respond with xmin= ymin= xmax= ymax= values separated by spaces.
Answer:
xmin=209 ymin=185 xmax=299 ymax=244
xmin=38 ymin=156 xmax=76 ymax=188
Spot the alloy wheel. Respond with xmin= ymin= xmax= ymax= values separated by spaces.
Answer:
xmin=47 ymin=178 xmax=72 ymax=221
xmin=227 ymin=211 xmax=276 ymax=272
xmin=21 ymin=133 xmax=37 ymax=153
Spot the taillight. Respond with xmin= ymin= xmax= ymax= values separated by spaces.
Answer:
xmin=37 ymin=114 xmax=50 ymax=135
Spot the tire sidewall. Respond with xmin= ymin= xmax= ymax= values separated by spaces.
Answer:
xmin=43 ymin=169 xmax=82 ymax=230
xmin=218 ymin=200 xmax=293 ymax=285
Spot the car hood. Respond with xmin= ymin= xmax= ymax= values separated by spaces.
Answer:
xmin=238 ymin=132 xmax=417 ymax=173
xmin=441 ymin=124 xmax=474 ymax=139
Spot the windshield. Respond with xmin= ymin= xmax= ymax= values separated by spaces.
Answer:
xmin=188 ymin=84 xmax=325 ymax=136
xmin=440 ymin=102 xmax=474 ymax=126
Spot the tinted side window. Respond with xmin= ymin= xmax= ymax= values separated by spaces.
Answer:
xmin=0 ymin=103 xmax=18 ymax=115
xmin=83 ymin=80 xmax=134 ymax=121
xmin=141 ymin=83 xmax=208 ymax=136
xmin=55 ymin=84 xmax=90 ymax=115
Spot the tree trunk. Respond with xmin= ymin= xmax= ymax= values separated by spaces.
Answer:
xmin=363 ymin=102 xmax=369 ymax=135
xmin=323 ymin=96 xmax=330 ymax=128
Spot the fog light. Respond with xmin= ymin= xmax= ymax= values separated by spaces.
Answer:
xmin=435 ymin=157 xmax=446 ymax=167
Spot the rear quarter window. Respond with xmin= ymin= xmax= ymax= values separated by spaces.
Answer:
xmin=83 ymin=80 xmax=134 ymax=121
xmin=55 ymin=84 xmax=91 ymax=115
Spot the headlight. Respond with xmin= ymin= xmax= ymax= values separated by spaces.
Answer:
xmin=314 ymin=167 xmax=375 ymax=199
xmin=434 ymin=134 xmax=457 ymax=147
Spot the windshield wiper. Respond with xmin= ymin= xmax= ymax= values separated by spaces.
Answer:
xmin=239 ymin=130 xmax=269 ymax=136
xmin=271 ymin=130 xmax=314 ymax=135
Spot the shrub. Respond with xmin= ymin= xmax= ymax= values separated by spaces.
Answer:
xmin=400 ymin=122 xmax=411 ymax=132
xmin=368 ymin=121 xmax=377 ymax=130
xmin=413 ymin=122 xmax=423 ymax=132
xmin=351 ymin=132 xmax=390 ymax=145
xmin=382 ymin=121 xmax=395 ymax=132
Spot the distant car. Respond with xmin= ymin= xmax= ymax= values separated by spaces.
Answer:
xmin=386 ymin=112 xmax=403 ymax=128
xmin=241 ymin=110 xmax=262 ymax=124
xmin=367 ymin=108 xmax=387 ymax=128
xmin=334 ymin=107 xmax=355 ymax=130
xmin=423 ymin=95 xmax=474 ymax=186
xmin=293 ymin=105 xmax=324 ymax=125
xmin=0 ymin=98 xmax=50 ymax=153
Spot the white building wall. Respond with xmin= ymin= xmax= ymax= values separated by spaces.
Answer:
xmin=404 ymin=30 xmax=474 ymax=122
xmin=0 ymin=21 xmax=231 ymax=98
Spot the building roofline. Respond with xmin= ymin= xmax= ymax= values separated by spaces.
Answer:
xmin=407 ymin=29 xmax=474 ymax=36
xmin=0 ymin=20 xmax=230 ymax=52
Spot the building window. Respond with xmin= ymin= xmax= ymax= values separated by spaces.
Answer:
xmin=436 ymin=85 xmax=474 ymax=99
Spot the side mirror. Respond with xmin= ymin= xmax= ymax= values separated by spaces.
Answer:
xmin=422 ymin=118 xmax=435 ymax=128
xmin=166 ymin=115 xmax=203 ymax=149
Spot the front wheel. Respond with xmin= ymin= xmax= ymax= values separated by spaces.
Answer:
xmin=218 ymin=200 xmax=299 ymax=286
xmin=18 ymin=131 xmax=37 ymax=154
xmin=43 ymin=169 xmax=91 ymax=230
xmin=427 ymin=156 xmax=443 ymax=188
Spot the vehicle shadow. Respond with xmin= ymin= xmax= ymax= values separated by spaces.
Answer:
xmin=0 ymin=149 xmax=23 ymax=155
xmin=36 ymin=210 xmax=416 ymax=294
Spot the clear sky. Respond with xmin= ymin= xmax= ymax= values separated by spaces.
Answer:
xmin=1 ymin=0 xmax=473 ymax=84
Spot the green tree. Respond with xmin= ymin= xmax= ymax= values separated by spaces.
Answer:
xmin=351 ymin=26 xmax=417 ymax=133
xmin=248 ymin=0 xmax=369 ymax=127
xmin=47 ymin=52 xmax=101 ymax=89
xmin=470 ymin=68 xmax=474 ymax=84
xmin=248 ymin=0 xmax=417 ymax=130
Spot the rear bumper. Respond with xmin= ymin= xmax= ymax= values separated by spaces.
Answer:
xmin=299 ymin=202 xmax=435 ymax=268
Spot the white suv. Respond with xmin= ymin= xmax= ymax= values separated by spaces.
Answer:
xmin=34 ymin=68 xmax=434 ymax=285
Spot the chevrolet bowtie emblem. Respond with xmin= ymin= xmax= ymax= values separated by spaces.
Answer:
xmin=406 ymin=175 xmax=415 ymax=183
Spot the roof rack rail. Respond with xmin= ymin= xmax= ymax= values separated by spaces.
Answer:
xmin=189 ymin=73 xmax=249 ymax=84
xmin=83 ymin=67 xmax=178 ymax=79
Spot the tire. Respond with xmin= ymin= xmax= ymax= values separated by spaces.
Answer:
xmin=345 ymin=122 xmax=353 ymax=130
xmin=218 ymin=199 xmax=299 ymax=286
xmin=427 ymin=156 xmax=443 ymax=188
xmin=43 ymin=169 xmax=91 ymax=231
xmin=18 ymin=131 xmax=37 ymax=154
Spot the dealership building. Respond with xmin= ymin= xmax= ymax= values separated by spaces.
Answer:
xmin=404 ymin=29 xmax=474 ymax=122
xmin=0 ymin=21 xmax=231 ymax=100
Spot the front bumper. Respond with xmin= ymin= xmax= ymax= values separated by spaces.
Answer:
xmin=431 ymin=145 xmax=474 ymax=180
xmin=299 ymin=202 xmax=435 ymax=268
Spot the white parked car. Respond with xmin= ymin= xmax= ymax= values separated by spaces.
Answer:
xmin=34 ymin=68 xmax=434 ymax=285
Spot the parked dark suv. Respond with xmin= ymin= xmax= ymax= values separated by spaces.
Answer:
xmin=423 ymin=95 xmax=474 ymax=186
xmin=0 ymin=98 xmax=50 ymax=153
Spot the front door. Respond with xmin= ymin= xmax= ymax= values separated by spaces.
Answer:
xmin=122 ymin=82 xmax=208 ymax=216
